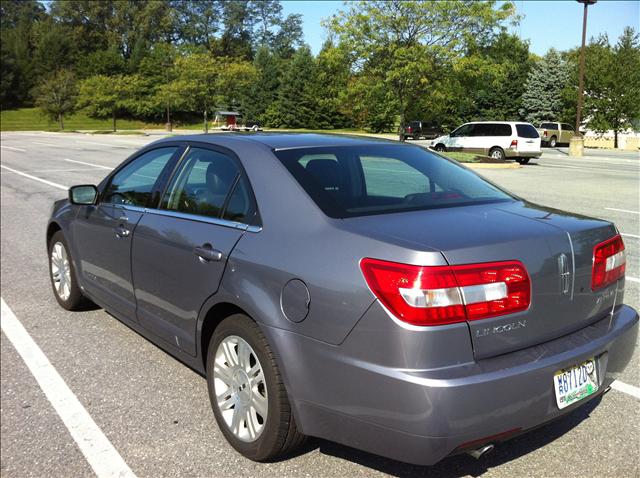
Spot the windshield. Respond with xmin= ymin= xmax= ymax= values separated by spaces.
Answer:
xmin=275 ymin=144 xmax=514 ymax=218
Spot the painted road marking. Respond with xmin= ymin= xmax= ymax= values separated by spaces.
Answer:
xmin=75 ymin=140 xmax=132 ymax=149
xmin=610 ymin=380 xmax=640 ymax=400
xmin=605 ymin=208 xmax=640 ymax=215
xmin=621 ymin=233 xmax=640 ymax=239
xmin=1 ymin=298 xmax=137 ymax=478
xmin=0 ymin=165 xmax=68 ymax=190
xmin=64 ymin=158 xmax=112 ymax=170
xmin=0 ymin=145 xmax=27 ymax=152
xmin=627 ymin=277 xmax=640 ymax=284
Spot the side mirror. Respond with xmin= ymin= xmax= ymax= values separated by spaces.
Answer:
xmin=69 ymin=185 xmax=98 ymax=205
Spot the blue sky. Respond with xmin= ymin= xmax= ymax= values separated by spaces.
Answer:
xmin=281 ymin=0 xmax=640 ymax=55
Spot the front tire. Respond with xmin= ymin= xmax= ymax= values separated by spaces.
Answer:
xmin=489 ymin=147 xmax=505 ymax=161
xmin=48 ymin=231 xmax=88 ymax=310
xmin=434 ymin=144 xmax=446 ymax=152
xmin=207 ymin=314 xmax=304 ymax=461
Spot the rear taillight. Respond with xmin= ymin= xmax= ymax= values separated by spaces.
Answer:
xmin=360 ymin=258 xmax=531 ymax=326
xmin=543 ymin=130 xmax=548 ymax=137
xmin=591 ymin=235 xmax=625 ymax=291
xmin=406 ymin=126 xmax=413 ymax=133
xmin=510 ymin=139 xmax=518 ymax=148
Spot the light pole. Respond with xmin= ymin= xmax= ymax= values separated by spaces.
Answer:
xmin=569 ymin=0 xmax=597 ymax=157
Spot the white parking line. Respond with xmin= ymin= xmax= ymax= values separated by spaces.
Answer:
xmin=627 ymin=277 xmax=640 ymax=284
xmin=64 ymin=158 xmax=112 ymax=170
xmin=0 ymin=145 xmax=27 ymax=152
xmin=0 ymin=165 xmax=68 ymax=190
xmin=605 ymin=208 xmax=640 ymax=215
xmin=621 ymin=233 xmax=640 ymax=239
xmin=610 ymin=380 xmax=640 ymax=400
xmin=1 ymin=298 xmax=137 ymax=478
xmin=75 ymin=140 xmax=132 ymax=149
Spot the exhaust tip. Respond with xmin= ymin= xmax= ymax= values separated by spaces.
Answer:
xmin=467 ymin=443 xmax=494 ymax=459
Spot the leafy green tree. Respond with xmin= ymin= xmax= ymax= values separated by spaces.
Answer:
xmin=77 ymin=75 xmax=128 ymax=131
xmin=31 ymin=19 xmax=78 ymax=78
xmin=0 ymin=0 xmax=45 ymax=106
xmin=520 ymin=49 xmax=569 ymax=125
xmin=171 ymin=0 xmax=222 ymax=50
xmin=136 ymin=44 xmax=180 ymax=127
xmin=218 ymin=0 xmax=255 ymax=59
xmin=314 ymin=41 xmax=353 ymax=129
xmin=583 ymin=28 xmax=640 ymax=147
xmin=33 ymin=70 xmax=78 ymax=130
xmin=169 ymin=53 xmax=220 ymax=132
xmin=328 ymin=0 xmax=516 ymax=137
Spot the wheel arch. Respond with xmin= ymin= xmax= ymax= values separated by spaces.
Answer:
xmin=46 ymin=221 xmax=62 ymax=246
xmin=199 ymin=301 xmax=252 ymax=371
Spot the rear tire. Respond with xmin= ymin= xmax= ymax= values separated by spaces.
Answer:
xmin=489 ymin=147 xmax=505 ymax=161
xmin=549 ymin=136 xmax=557 ymax=148
xmin=515 ymin=158 xmax=530 ymax=165
xmin=207 ymin=314 xmax=305 ymax=461
xmin=48 ymin=231 xmax=89 ymax=310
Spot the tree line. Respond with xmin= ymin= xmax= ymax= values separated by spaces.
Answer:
xmin=1 ymin=0 xmax=638 ymax=139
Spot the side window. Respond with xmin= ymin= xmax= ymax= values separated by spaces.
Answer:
xmin=473 ymin=124 xmax=494 ymax=136
xmin=223 ymin=177 xmax=256 ymax=224
xmin=494 ymin=124 xmax=512 ymax=136
xmin=452 ymin=124 xmax=474 ymax=137
xmin=162 ymin=147 xmax=240 ymax=219
xmin=361 ymin=156 xmax=429 ymax=198
xmin=103 ymin=147 xmax=177 ymax=207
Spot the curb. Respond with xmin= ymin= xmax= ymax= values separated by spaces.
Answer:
xmin=466 ymin=162 xmax=521 ymax=169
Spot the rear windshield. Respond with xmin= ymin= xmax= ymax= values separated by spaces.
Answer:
xmin=540 ymin=122 xmax=557 ymax=129
xmin=516 ymin=124 xmax=539 ymax=138
xmin=275 ymin=145 xmax=513 ymax=218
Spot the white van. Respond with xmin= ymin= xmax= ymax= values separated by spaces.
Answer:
xmin=430 ymin=121 xmax=542 ymax=164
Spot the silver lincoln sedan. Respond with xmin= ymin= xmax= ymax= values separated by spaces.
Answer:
xmin=47 ymin=134 xmax=638 ymax=465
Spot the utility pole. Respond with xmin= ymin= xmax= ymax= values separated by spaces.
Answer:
xmin=570 ymin=0 xmax=597 ymax=157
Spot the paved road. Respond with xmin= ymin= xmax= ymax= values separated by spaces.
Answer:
xmin=1 ymin=132 xmax=639 ymax=478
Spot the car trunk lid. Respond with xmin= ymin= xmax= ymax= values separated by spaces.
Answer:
xmin=342 ymin=201 xmax=620 ymax=359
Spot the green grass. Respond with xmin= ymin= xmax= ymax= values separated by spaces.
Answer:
xmin=0 ymin=108 xmax=164 ymax=132
xmin=442 ymin=151 xmax=493 ymax=163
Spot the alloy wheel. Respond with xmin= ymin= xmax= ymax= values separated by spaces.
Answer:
xmin=50 ymin=241 xmax=71 ymax=301
xmin=213 ymin=335 xmax=268 ymax=442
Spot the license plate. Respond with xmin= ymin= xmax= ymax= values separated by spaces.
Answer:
xmin=553 ymin=358 xmax=598 ymax=409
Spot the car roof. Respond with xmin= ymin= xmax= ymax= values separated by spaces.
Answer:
xmin=152 ymin=132 xmax=398 ymax=151
xmin=465 ymin=121 xmax=532 ymax=125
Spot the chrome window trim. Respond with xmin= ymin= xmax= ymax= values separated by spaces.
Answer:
xmin=142 ymin=207 xmax=262 ymax=233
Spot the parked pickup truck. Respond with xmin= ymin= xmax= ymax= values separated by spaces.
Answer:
xmin=537 ymin=122 xmax=575 ymax=147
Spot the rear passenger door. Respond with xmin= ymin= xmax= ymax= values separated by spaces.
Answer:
xmin=131 ymin=145 xmax=258 ymax=355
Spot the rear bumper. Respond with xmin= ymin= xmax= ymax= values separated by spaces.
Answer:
xmin=505 ymin=149 xmax=542 ymax=158
xmin=264 ymin=304 xmax=638 ymax=466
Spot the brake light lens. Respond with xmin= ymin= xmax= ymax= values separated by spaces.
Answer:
xmin=543 ymin=130 xmax=548 ymax=137
xmin=510 ymin=139 xmax=518 ymax=148
xmin=360 ymin=258 xmax=531 ymax=326
xmin=591 ymin=235 xmax=625 ymax=291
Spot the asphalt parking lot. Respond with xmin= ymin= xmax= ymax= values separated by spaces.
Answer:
xmin=1 ymin=131 xmax=639 ymax=478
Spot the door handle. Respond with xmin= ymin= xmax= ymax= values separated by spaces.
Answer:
xmin=194 ymin=243 xmax=223 ymax=263
xmin=114 ymin=226 xmax=130 ymax=238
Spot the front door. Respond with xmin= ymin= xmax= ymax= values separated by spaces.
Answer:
xmin=447 ymin=123 xmax=475 ymax=152
xmin=71 ymin=146 xmax=179 ymax=320
xmin=132 ymin=146 xmax=258 ymax=355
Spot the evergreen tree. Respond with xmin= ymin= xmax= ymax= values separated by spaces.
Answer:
xmin=268 ymin=46 xmax=318 ymax=128
xmin=520 ymin=49 xmax=569 ymax=125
